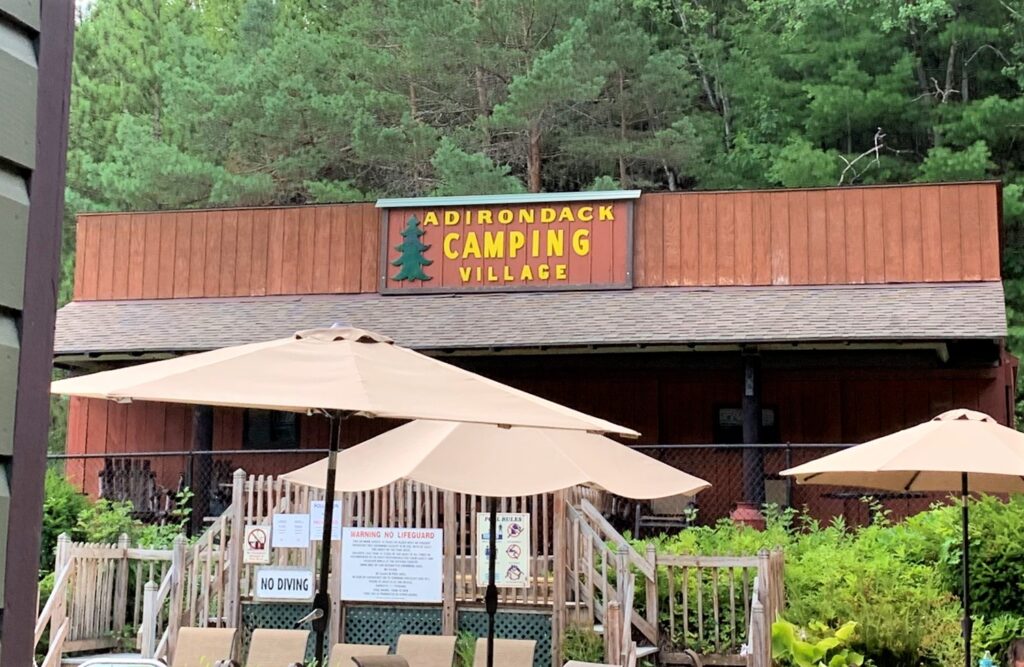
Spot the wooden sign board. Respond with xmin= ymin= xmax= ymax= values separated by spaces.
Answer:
xmin=377 ymin=191 xmax=637 ymax=294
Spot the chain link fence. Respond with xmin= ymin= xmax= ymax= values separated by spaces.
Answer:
xmin=49 ymin=444 xmax=951 ymax=537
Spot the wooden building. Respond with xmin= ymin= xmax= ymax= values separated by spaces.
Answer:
xmin=53 ymin=182 xmax=1014 ymax=524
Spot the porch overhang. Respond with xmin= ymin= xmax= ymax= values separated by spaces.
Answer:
xmin=53 ymin=282 xmax=1006 ymax=365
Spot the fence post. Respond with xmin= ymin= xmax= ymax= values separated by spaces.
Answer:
xmin=141 ymin=581 xmax=158 ymax=658
xmin=551 ymin=489 xmax=568 ymax=667
xmin=51 ymin=533 xmax=72 ymax=658
xmin=604 ymin=600 xmax=623 ymax=667
xmin=168 ymin=535 xmax=187 ymax=660
xmin=227 ymin=468 xmax=246 ymax=629
xmin=644 ymin=543 xmax=658 ymax=646
xmin=114 ymin=533 xmax=131 ymax=634
xmin=442 ymin=491 xmax=457 ymax=635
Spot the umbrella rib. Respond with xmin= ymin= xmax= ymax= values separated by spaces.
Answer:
xmin=903 ymin=471 xmax=921 ymax=491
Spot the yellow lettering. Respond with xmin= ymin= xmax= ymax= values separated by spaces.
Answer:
xmin=498 ymin=209 xmax=514 ymax=224
xmin=572 ymin=229 xmax=591 ymax=256
xmin=487 ymin=266 xmax=498 ymax=282
xmin=424 ymin=211 xmax=440 ymax=226
xmin=546 ymin=230 xmax=564 ymax=257
xmin=444 ymin=210 xmax=460 ymax=226
xmin=443 ymin=233 xmax=460 ymax=259
xmin=540 ymin=207 xmax=557 ymax=223
xmin=558 ymin=206 xmax=575 ymax=222
xmin=555 ymin=264 xmax=568 ymax=280
xmin=478 ymin=209 xmax=493 ymax=225
xmin=483 ymin=231 xmax=504 ymax=259
xmin=520 ymin=265 xmax=534 ymax=281
xmin=598 ymin=205 xmax=614 ymax=221
xmin=577 ymin=206 xmax=593 ymax=222
xmin=538 ymin=264 xmax=550 ymax=280
xmin=463 ymin=233 xmax=481 ymax=259
xmin=509 ymin=231 xmax=526 ymax=257
xmin=503 ymin=265 xmax=513 ymax=281
xmin=459 ymin=266 xmax=472 ymax=282
xmin=519 ymin=209 xmax=535 ymax=224
xmin=531 ymin=230 xmax=540 ymax=258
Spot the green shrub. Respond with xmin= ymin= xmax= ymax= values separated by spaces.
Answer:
xmin=75 ymin=499 xmax=138 ymax=544
xmin=455 ymin=630 xmax=476 ymax=667
xmin=40 ymin=470 xmax=89 ymax=571
xmin=771 ymin=620 xmax=864 ymax=667
xmin=561 ymin=625 xmax=604 ymax=663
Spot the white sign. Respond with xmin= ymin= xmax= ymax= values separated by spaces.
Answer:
xmin=244 ymin=525 xmax=272 ymax=564
xmin=341 ymin=527 xmax=443 ymax=603
xmin=309 ymin=500 xmax=342 ymax=542
xmin=477 ymin=513 xmax=530 ymax=588
xmin=254 ymin=567 xmax=315 ymax=602
xmin=271 ymin=513 xmax=310 ymax=549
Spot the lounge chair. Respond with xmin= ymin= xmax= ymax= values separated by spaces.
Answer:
xmin=472 ymin=639 xmax=536 ymax=667
xmin=244 ymin=629 xmax=310 ymax=667
xmin=395 ymin=635 xmax=457 ymax=667
xmin=171 ymin=627 xmax=237 ymax=667
xmin=351 ymin=658 xmax=409 ymax=667
xmin=563 ymin=662 xmax=614 ymax=667
xmin=330 ymin=643 xmax=391 ymax=667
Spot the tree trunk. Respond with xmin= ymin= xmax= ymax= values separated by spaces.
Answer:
xmin=527 ymin=122 xmax=542 ymax=193
xmin=618 ymin=70 xmax=629 ymax=187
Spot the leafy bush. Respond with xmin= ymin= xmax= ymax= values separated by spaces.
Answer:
xmin=75 ymin=499 xmax=138 ymax=544
xmin=455 ymin=630 xmax=476 ymax=667
xmin=772 ymin=620 xmax=864 ymax=667
xmin=41 ymin=469 xmax=89 ymax=571
xmin=561 ymin=625 xmax=604 ymax=663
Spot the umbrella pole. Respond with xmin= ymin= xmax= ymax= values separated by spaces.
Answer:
xmin=962 ymin=472 xmax=971 ymax=667
xmin=314 ymin=414 xmax=343 ymax=667
xmin=486 ymin=496 xmax=498 ymax=667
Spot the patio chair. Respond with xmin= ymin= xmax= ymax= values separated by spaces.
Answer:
xmin=472 ymin=639 xmax=536 ymax=667
xmin=170 ymin=627 xmax=237 ymax=667
xmin=633 ymin=493 xmax=695 ymax=537
xmin=563 ymin=662 xmax=615 ymax=667
xmin=395 ymin=635 xmax=457 ymax=667
xmin=330 ymin=643 xmax=391 ymax=667
xmin=351 ymin=657 xmax=409 ymax=667
xmin=245 ymin=629 xmax=310 ymax=667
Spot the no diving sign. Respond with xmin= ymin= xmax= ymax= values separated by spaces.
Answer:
xmin=254 ymin=567 xmax=315 ymax=602
xmin=244 ymin=525 xmax=271 ymax=564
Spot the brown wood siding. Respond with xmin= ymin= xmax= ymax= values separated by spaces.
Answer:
xmin=72 ymin=183 xmax=1001 ymax=301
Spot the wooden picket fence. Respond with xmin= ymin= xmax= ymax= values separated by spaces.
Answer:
xmin=37 ymin=470 xmax=783 ymax=667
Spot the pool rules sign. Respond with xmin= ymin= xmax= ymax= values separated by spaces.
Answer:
xmin=477 ymin=513 xmax=530 ymax=588
xmin=254 ymin=567 xmax=315 ymax=602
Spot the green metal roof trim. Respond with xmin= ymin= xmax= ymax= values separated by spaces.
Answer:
xmin=375 ymin=190 xmax=643 ymax=208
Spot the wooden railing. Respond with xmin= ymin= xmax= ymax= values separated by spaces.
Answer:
xmin=562 ymin=499 xmax=784 ymax=667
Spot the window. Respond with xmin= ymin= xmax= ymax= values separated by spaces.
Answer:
xmin=243 ymin=409 xmax=300 ymax=450
xmin=714 ymin=406 xmax=779 ymax=444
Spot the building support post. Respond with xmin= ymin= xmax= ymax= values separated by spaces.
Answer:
xmin=189 ymin=406 xmax=214 ymax=536
xmin=732 ymin=350 xmax=765 ymax=529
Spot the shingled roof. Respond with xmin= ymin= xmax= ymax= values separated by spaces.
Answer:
xmin=52 ymin=282 xmax=1006 ymax=357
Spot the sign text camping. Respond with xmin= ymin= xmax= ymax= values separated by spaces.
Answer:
xmin=378 ymin=193 xmax=635 ymax=293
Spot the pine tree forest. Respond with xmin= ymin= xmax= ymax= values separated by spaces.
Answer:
xmin=66 ymin=0 xmax=1024 ymax=411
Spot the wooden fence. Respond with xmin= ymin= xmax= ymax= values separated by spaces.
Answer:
xmin=38 ymin=471 xmax=783 ymax=667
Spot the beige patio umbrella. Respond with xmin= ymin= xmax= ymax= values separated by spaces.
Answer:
xmin=282 ymin=419 xmax=709 ymax=498
xmin=50 ymin=327 xmax=638 ymax=667
xmin=282 ymin=419 xmax=709 ymax=664
xmin=780 ymin=408 xmax=1024 ymax=667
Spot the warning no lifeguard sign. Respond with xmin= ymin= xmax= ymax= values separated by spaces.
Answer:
xmin=254 ymin=567 xmax=315 ymax=602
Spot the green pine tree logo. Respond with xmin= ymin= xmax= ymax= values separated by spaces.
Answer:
xmin=391 ymin=215 xmax=433 ymax=282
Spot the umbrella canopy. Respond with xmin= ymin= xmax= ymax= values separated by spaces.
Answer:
xmin=281 ymin=419 xmax=709 ymax=498
xmin=50 ymin=327 xmax=637 ymax=437
xmin=780 ymin=408 xmax=1024 ymax=493
xmin=781 ymin=408 xmax=1024 ymax=667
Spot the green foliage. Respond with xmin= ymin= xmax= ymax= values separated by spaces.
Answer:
xmin=75 ymin=499 xmax=138 ymax=544
xmin=455 ymin=630 xmax=477 ymax=667
xmin=560 ymin=625 xmax=605 ymax=664
xmin=917 ymin=141 xmax=994 ymax=183
xmin=41 ymin=470 xmax=89 ymax=570
xmin=768 ymin=138 xmax=840 ymax=187
xmin=772 ymin=620 xmax=864 ymax=667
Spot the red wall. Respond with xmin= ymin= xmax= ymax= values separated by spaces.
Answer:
xmin=71 ymin=182 xmax=1002 ymax=301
